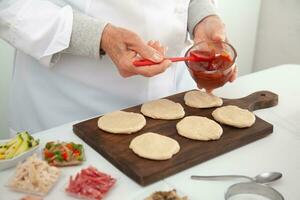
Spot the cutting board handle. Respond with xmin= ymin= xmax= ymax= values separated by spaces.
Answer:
xmin=235 ymin=91 xmax=278 ymax=111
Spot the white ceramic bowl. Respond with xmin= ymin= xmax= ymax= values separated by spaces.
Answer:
xmin=0 ymin=139 xmax=40 ymax=171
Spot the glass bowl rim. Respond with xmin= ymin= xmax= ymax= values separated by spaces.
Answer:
xmin=184 ymin=40 xmax=237 ymax=74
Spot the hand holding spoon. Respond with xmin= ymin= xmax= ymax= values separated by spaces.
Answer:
xmin=133 ymin=50 xmax=217 ymax=67
xmin=191 ymin=172 xmax=282 ymax=184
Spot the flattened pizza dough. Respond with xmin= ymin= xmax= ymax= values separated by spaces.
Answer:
xmin=129 ymin=132 xmax=180 ymax=160
xmin=184 ymin=90 xmax=223 ymax=108
xmin=98 ymin=111 xmax=146 ymax=134
xmin=176 ymin=116 xmax=223 ymax=141
xmin=212 ymin=105 xmax=255 ymax=128
xmin=141 ymin=99 xmax=185 ymax=120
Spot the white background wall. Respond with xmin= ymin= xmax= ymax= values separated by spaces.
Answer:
xmin=0 ymin=0 xmax=263 ymax=138
xmin=0 ymin=40 xmax=14 ymax=139
xmin=218 ymin=0 xmax=261 ymax=75
xmin=254 ymin=0 xmax=300 ymax=71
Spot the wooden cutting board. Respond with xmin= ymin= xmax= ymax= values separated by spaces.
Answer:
xmin=73 ymin=90 xmax=278 ymax=186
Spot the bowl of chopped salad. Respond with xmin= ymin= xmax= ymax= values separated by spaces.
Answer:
xmin=43 ymin=141 xmax=85 ymax=166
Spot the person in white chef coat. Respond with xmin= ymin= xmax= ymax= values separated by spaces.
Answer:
xmin=0 ymin=0 xmax=236 ymax=134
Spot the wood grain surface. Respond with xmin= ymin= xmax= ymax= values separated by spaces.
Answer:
xmin=73 ymin=90 xmax=278 ymax=186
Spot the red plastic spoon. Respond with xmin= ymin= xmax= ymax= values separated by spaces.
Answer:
xmin=133 ymin=50 xmax=217 ymax=67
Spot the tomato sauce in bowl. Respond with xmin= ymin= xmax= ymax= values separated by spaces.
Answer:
xmin=185 ymin=41 xmax=237 ymax=92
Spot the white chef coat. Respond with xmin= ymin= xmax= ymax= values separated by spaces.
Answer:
xmin=0 ymin=0 xmax=215 ymax=134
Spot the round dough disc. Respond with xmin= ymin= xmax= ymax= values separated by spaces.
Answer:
xmin=141 ymin=99 xmax=185 ymax=120
xmin=176 ymin=116 xmax=223 ymax=141
xmin=184 ymin=90 xmax=223 ymax=108
xmin=98 ymin=111 xmax=146 ymax=134
xmin=129 ymin=132 xmax=180 ymax=160
xmin=212 ymin=105 xmax=256 ymax=128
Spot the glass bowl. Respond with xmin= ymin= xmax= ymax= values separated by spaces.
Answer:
xmin=185 ymin=41 xmax=237 ymax=92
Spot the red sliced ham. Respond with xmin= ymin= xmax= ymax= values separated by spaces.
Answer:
xmin=66 ymin=166 xmax=116 ymax=200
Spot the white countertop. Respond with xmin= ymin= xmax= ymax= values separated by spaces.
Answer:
xmin=1 ymin=64 xmax=299 ymax=200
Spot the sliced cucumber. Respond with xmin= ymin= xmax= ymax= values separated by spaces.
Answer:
xmin=14 ymin=137 xmax=30 ymax=156
xmin=5 ymin=136 xmax=23 ymax=159
xmin=5 ymin=134 xmax=20 ymax=147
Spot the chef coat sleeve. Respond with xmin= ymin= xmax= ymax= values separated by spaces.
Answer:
xmin=0 ymin=0 xmax=107 ymax=67
xmin=62 ymin=11 xmax=107 ymax=60
xmin=188 ymin=0 xmax=218 ymax=39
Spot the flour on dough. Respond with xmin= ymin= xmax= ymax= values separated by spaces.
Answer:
xmin=129 ymin=132 xmax=180 ymax=160
xmin=141 ymin=99 xmax=185 ymax=120
xmin=184 ymin=90 xmax=223 ymax=108
xmin=98 ymin=111 xmax=146 ymax=134
xmin=212 ymin=105 xmax=255 ymax=128
xmin=176 ymin=116 xmax=223 ymax=141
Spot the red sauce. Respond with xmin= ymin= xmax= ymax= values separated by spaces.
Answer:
xmin=187 ymin=50 xmax=235 ymax=92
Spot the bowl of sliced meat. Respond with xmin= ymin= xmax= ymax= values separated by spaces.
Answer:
xmin=7 ymin=154 xmax=60 ymax=196
xmin=65 ymin=166 xmax=116 ymax=200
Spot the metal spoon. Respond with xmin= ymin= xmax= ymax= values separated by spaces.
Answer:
xmin=191 ymin=172 xmax=282 ymax=184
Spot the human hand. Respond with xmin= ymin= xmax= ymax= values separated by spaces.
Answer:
xmin=101 ymin=24 xmax=172 ymax=78
xmin=193 ymin=15 xmax=237 ymax=82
